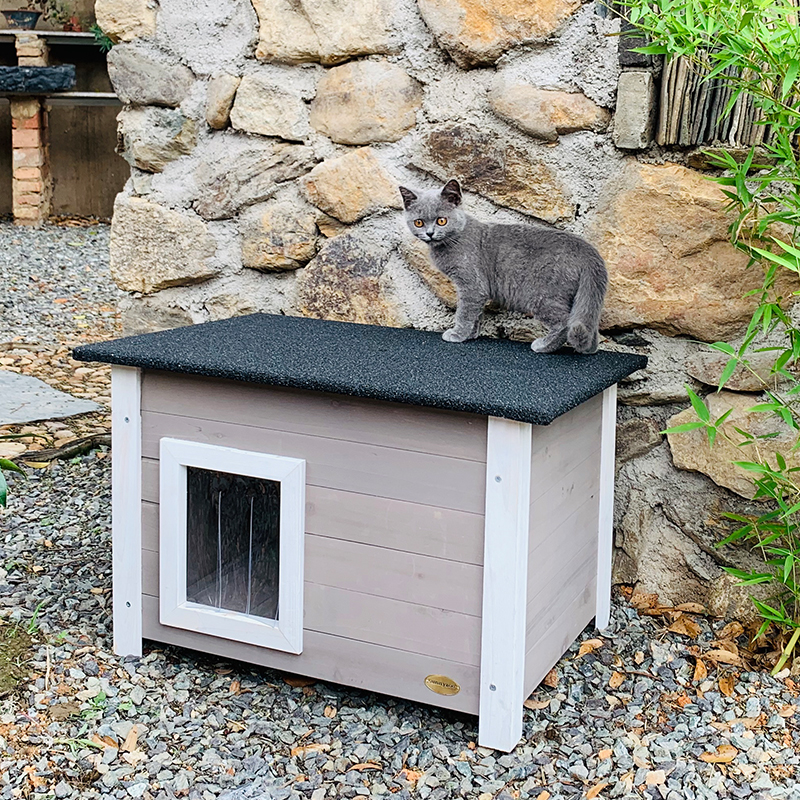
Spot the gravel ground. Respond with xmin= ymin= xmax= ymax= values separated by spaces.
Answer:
xmin=4 ymin=459 xmax=800 ymax=800
xmin=2 ymin=223 xmax=800 ymax=800
xmin=0 ymin=221 xmax=119 ymax=347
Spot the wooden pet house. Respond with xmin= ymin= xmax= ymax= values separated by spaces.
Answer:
xmin=74 ymin=314 xmax=645 ymax=752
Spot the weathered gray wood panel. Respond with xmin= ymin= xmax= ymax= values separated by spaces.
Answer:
xmin=523 ymin=576 xmax=598 ymax=701
xmin=525 ymin=537 xmax=597 ymax=628
xmin=529 ymin=394 xmax=602 ymax=505
xmin=141 ymin=595 xmax=480 ymax=714
xmin=143 ymin=550 xmax=481 ymax=665
xmin=49 ymin=103 xmax=128 ymax=219
xmin=141 ymin=411 xmax=486 ymax=513
xmin=522 ymin=395 xmax=602 ymax=699
xmin=141 ymin=370 xmax=488 ymax=463
xmin=142 ymin=502 xmax=483 ymax=615
xmin=526 ymin=495 xmax=600 ymax=607
xmin=528 ymin=453 xmax=600 ymax=556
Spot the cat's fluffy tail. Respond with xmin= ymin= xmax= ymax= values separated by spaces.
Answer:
xmin=566 ymin=251 xmax=607 ymax=354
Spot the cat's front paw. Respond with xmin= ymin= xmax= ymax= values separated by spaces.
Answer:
xmin=443 ymin=328 xmax=469 ymax=343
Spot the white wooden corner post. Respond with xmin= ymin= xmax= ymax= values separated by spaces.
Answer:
xmin=111 ymin=366 xmax=143 ymax=657
xmin=479 ymin=416 xmax=532 ymax=752
xmin=595 ymin=384 xmax=618 ymax=631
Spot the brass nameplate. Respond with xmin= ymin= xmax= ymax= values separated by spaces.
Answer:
xmin=424 ymin=674 xmax=460 ymax=696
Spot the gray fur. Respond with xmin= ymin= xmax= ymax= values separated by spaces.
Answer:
xmin=399 ymin=180 xmax=608 ymax=354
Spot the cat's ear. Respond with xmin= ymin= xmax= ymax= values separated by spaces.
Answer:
xmin=398 ymin=186 xmax=418 ymax=209
xmin=441 ymin=179 xmax=462 ymax=207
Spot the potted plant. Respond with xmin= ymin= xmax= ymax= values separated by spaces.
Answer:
xmin=1 ymin=2 xmax=43 ymax=29
xmin=2 ymin=0 xmax=80 ymax=31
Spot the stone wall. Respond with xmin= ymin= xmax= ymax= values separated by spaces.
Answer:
xmin=97 ymin=0 xmax=782 ymax=616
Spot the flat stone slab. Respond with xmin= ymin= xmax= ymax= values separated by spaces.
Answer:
xmin=0 ymin=370 xmax=100 ymax=425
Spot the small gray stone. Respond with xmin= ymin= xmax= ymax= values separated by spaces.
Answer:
xmin=206 ymin=74 xmax=241 ymax=130
xmin=613 ymin=71 xmax=656 ymax=150
xmin=745 ymin=697 xmax=761 ymax=718
xmin=54 ymin=781 xmax=71 ymax=798
xmin=616 ymin=418 xmax=662 ymax=463
xmin=117 ymin=107 xmax=197 ymax=173
xmin=107 ymin=44 xmax=194 ymax=107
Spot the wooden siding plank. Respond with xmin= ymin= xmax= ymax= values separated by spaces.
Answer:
xmin=143 ymin=482 xmax=485 ymax=565
xmin=142 ymin=550 xmax=481 ymax=665
xmin=523 ymin=576 xmax=598 ymax=700
xmin=142 ymin=595 xmax=479 ymax=715
xmin=529 ymin=401 xmax=603 ymax=506
xmin=141 ymin=411 xmax=486 ymax=513
xmin=525 ymin=541 xmax=597 ymax=639
xmin=305 ymin=537 xmax=483 ymax=617
xmin=526 ymin=495 xmax=600 ymax=607
xmin=143 ymin=505 xmax=483 ymax=615
xmin=528 ymin=448 xmax=601 ymax=556
xmin=141 ymin=370 xmax=488 ymax=463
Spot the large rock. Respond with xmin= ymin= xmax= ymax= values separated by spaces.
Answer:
xmin=489 ymin=82 xmax=609 ymax=142
xmin=96 ymin=0 xmax=157 ymax=42
xmin=417 ymin=0 xmax=582 ymax=68
xmin=398 ymin=237 xmax=457 ymax=309
xmin=117 ymin=107 xmax=197 ymax=173
xmin=301 ymin=148 xmax=401 ymax=224
xmin=614 ymin=420 xmax=767 ymax=613
xmin=590 ymin=162 xmax=799 ymax=341
xmin=203 ymin=273 xmax=299 ymax=321
xmin=310 ymin=61 xmax=422 ymax=145
xmin=206 ymin=74 xmax=241 ymax=129
xmin=605 ymin=330 xmax=700 ymax=407
xmin=251 ymin=0 xmax=392 ymax=65
xmin=193 ymin=139 xmax=317 ymax=220
xmin=667 ymin=391 xmax=799 ymax=499
xmin=119 ymin=293 xmax=195 ymax=336
xmin=686 ymin=348 xmax=786 ymax=392
xmin=241 ymin=201 xmax=319 ymax=271
xmin=107 ymin=45 xmax=194 ymax=107
xmin=110 ymin=196 xmax=218 ymax=294
xmin=229 ymin=74 xmax=309 ymax=142
xmin=411 ymin=124 xmax=574 ymax=223
xmin=296 ymin=232 xmax=406 ymax=326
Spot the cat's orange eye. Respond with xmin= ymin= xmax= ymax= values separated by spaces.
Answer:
xmin=414 ymin=219 xmax=424 ymax=228
xmin=436 ymin=217 xmax=448 ymax=226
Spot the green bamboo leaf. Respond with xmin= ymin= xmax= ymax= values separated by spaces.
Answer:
xmin=0 ymin=472 xmax=5 ymax=508
xmin=708 ymin=343 xmax=736 ymax=358
xmin=715 ymin=408 xmax=733 ymax=426
xmin=687 ymin=386 xmax=710 ymax=422
xmin=661 ymin=421 xmax=707 ymax=434
xmin=733 ymin=461 xmax=770 ymax=472
xmin=718 ymin=357 xmax=738 ymax=390
xmin=782 ymin=59 xmax=799 ymax=98
xmin=0 ymin=459 xmax=24 ymax=476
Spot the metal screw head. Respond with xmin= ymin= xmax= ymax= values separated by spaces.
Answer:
xmin=489 ymin=683 xmax=497 ymax=691
xmin=124 ymin=416 xmax=130 ymax=423
xmin=494 ymin=475 xmax=502 ymax=483
xmin=126 ymin=601 xmax=131 ymax=608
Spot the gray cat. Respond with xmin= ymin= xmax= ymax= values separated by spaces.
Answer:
xmin=399 ymin=179 xmax=607 ymax=354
